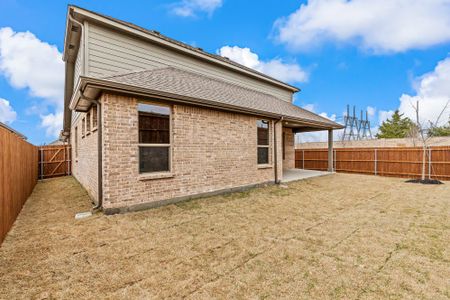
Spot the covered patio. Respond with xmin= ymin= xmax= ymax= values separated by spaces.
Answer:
xmin=281 ymin=120 xmax=337 ymax=183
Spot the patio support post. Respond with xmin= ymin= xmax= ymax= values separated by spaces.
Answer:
xmin=328 ymin=129 xmax=334 ymax=172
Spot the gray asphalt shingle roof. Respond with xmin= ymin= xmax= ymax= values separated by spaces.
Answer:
xmin=104 ymin=67 xmax=341 ymax=128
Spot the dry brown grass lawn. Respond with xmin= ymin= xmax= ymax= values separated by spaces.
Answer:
xmin=0 ymin=174 xmax=449 ymax=299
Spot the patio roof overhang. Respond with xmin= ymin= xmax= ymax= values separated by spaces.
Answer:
xmin=282 ymin=120 xmax=337 ymax=133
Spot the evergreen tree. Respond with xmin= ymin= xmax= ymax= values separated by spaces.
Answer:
xmin=428 ymin=122 xmax=450 ymax=137
xmin=376 ymin=110 xmax=415 ymax=138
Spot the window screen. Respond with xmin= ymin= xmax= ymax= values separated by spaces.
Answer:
xmin=257 ymin=120 xmax=270 ymax=164
xmin=138 ymin=103 xmax=171 ymax=173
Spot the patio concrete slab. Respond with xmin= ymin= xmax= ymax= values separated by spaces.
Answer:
xmin=281 ymin=168 xmax=331 ymax=183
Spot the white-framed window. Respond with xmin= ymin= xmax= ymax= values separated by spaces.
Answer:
xmin=92 ymin=105 xmax=98 ymax=131
xmin=86 ymin=111 xmax=91 ymax=134
xmin=257 ymin=119 xmax=270 ymax=164
xmin=74 ymin=126 xmax=78 ymax=158
xmin=138 ymin=103 xmax=171 ymax=173
xmin=81 ymin=117 xmax=86 ymax=138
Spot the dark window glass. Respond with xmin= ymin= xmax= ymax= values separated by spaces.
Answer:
xmin=92 ymin=105 xmax=98 ymax=128
xmin=86 ymin=111 xmax=91 ymax=132
xmin=138 ymin=104 xmax=170 ymax=144
xmin=75 ymin=126 xmax=78 ymax=157
xmin=257 ymin=120 xmax=269 ymax=145
xmin=82 ymin=118 xmax=85 ymax=136
xmin=282 ymin=132 xmax=286 ymax=160
xmin=138 ymin=103 xmax=171 ymax=173
xmin=257 ymin=120 xmax=269 ymax=164
xmin=139 ymin=147 xmax=169 ymax=173
xmin=257 ymin=147 xmax=269 ymax=164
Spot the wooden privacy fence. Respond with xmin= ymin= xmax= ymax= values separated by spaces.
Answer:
xmin=38 ymin=145 xmax=71 ymax=179
xmin=0 ymin=125 xmax=38 ymax=244
xmin=295 ymin=146 xmax=450 ymax=181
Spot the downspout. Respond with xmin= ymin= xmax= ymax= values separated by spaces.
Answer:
xmin=274 ymin=116 xmax=284 ymax=184
xmin=81 ymin=91 xmax=103 ymax=211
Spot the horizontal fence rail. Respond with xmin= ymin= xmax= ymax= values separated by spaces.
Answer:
xmin=295 ymin=146 xmax=450 ymax=181
xmin=38 ymin=145 xmax=72 ymax=180
xmin=0 ymin=126 xmax=38 ymax=244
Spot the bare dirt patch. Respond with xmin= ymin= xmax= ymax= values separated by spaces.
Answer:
xmin=0 ymin=174 xmax=449 ymax=299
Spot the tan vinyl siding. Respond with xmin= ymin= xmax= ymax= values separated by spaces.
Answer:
xmin=86 ymin=23 xmax=293 ymax=102
xmin=74 ymin=47 xmax=82 ymax=92
xmin=72 ymin=48 xmax=82 ymax=124
xmin=71 ymin=111 xmax=81 ymax=130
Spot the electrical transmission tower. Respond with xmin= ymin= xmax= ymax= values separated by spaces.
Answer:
xmin=342 ymin=105 xmax=359 ymax=141
xmin=342 ymin=105 xmax=373 ymax=141
xmin=359 ymin=110 xmax=373 ymax=139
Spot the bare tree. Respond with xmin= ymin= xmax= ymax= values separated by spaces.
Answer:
xmin=411 ymin=99 xmax=450 ymax=180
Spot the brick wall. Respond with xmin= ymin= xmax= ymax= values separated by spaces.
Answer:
xmin=71 ymin=109 xmax=99 ymax=203
xmin=283 ymin=127 xmax=295 ymax=170
xmin=101 ymin=93 xmax=282 ymax=210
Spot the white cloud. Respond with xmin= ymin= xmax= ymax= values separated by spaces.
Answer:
xmin=0 ymin=98 xmax=17 ymax=124
xmin=218 ymin=46 xmax=308 ymax=83
xmin=367 ymin=106 xmax=376 ymax=118
xmin=171 ymin=0 xmax=223 ymax=17
xmin=378 ymin=110 xmax=395 ymax=125
xmin=274 ymin=0 xmax=450 ymax=53
xmin=302 ymin=104 xmax=337 ymax=121
xmin=0 ymin=27 xmax=64 ymax=138
xmin=398 ymin=56 xmax=450 ymax=126
xmin=302 ymin=103 xmax=315 ymax=112
xmin=296 ymin=104 xmax=339 ymax=142
xmin=40 ymin=111 xmax=63 ymax=138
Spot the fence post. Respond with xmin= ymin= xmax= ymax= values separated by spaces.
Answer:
xmin=302 ymin=150 xmax=305 ymax=169
xmin=68 ymin=145 xmax=72 ymax=176
xmin=63 ymin=143 xmax=66 ymax=176
xmin=39 ymin=147 xmax=43 ymax=180
xmin=374 ymin=149 xmax=377 ymax=176
xmin=428 ymin=147 xmax=432 ymax=179
xmin=334 ymin=149 xmax=337 ymax=172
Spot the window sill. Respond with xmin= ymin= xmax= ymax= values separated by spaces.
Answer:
xmin=258 ymin=164 xmax=273 ymax=169
xmin=139 ymin=172 xmax=174 ymax=181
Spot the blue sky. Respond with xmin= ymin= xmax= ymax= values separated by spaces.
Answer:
xmin=0 ymin=0 xmax=449 ymax=144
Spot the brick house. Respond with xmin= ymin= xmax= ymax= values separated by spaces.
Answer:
xmin=62 ymin=6 xmax=342 ymax=214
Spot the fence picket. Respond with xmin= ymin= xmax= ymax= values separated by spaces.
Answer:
xmin=0 ymin=126 xmax=38 ymax=244
xmin=295 ymin=146 xmax=450 ymax=181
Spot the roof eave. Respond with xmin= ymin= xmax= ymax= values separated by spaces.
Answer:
xmin=72 ymin=76 xmax=340 ymax=130
xmin=67 ymin=5 xmax=300 ymax=93
xmin=62 ymin=6 xmax=75 ymax=62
